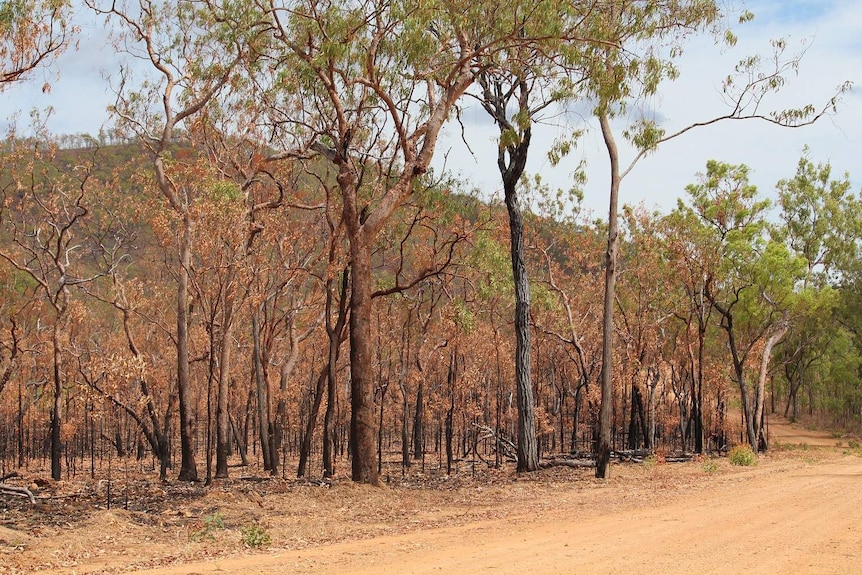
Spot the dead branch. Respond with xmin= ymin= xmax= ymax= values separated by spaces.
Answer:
xmin=0 ymin=483 xmax=36 ymax=504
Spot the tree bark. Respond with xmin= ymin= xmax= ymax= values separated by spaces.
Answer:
xmin=755 ymin=322 xmax=789 ymax=451
xmin=297 ymin=365 xmax=328 ymax=477
xmin=597 ymin=112 xmax=621 ymax=479
xmin=252 ymin=314 xmax=274 ymax=473
xmin=481 ymin=69 xmax=539 ymax=473
xmin=412 ymin=381 xmax=424 ymax=461
xmin=323 ymin=271 xmax=349 ymax=478
xmin=215 ymin=313 xmax=233 ymax=479
xmin=445 ymin=352 xmax=456 ymax=475
xmin=50 ymin=320 xmax=63 ymax=481
xmin=348 ymin=234 xmax=378 ymax=485
xmin=505 ymin=184 xmax=539 ymax=472
xmin=177 ymin=213 xmax=198 ymax=482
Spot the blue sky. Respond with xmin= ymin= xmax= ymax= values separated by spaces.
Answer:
xmin=438 ymin=0 xmax=862 ymax=217
xmin=2 ymin=0 xmax=859 ymax=218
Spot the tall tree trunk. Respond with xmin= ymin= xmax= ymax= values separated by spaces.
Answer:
xmin=252 ymin=315 xmax=274 ymax=473
xmin=348 ymin=235 xmax=378 ymax=484
xmin=215 ymin=313 xmax=234 ymax=479
xmin=646 ymin=369 xmax=659 ymax=451
xmin=710 ymin=299 xmax=759 ymax=451
xmin=481 ymin=70 xmax=539 ymax=473
xmin=627 ymin=384 xmax=640 ymax=450
xmin=297 ymin=366 xmax=328 ymax=477
xmin=445 ymin=354 xmax=455 ymax=476
xmin=322 ymin=362 xmax=337 ymax=478
xmin=693 ymin=315 xmax=706 ymax=454
xmin=229 ymin=414 xmax=248 ymax=466
xmin=323 ymin=270 xmax=349 ymax=478
xmin=412 ymin=381 xmax=424 ymax=461
xmin=50 ymin=320 xmax=63 ymax=481
xmin=755 ymin=322 xmax=789 ymax=451
xmin=597 ymin=112 xmax=621 ymax=479
xmin=177 ymin=214 xmax=198 ymax=482
xmin=505 ymin=181 xmax=539 ymax=473
xmin=398 ymin=331 xmax=411 ymax=471
xmin=400 ymin=382 xmax=410 ymax=471
xmin=274 ymin=349 xmax=290 ymax=471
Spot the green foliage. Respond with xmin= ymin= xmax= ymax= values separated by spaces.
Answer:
xmin=522 ymin=173 xmax=584 ymax=226
xmin=189 ymin=512 xmax=225 ymax=542
xmin=728 ymin=445 xmax=757 ymax=467
xmin=208 ymin=180 xmax=242 ymax=203
xmin=452 ymin=298 xmax=476 ymax=333
xmin=776 ymin=148 xmax=859 ymax=283
xmin=471 ymin=231 xmax=514 ymax=300
xmin=701 ymin=458 xmax=720 ymax=474
xmin=240 ymin=523 xmax=271 ymax=548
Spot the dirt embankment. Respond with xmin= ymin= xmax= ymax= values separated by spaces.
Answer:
xmin=3 ymin=419 xmax=860 ymax=575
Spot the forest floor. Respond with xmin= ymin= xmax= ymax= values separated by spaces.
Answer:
xmin=2 ymin=417 xmax=861 ymax=575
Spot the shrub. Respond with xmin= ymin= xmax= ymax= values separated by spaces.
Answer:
xmin=729 ymin=444 xmax=757 ymax=466
xmin=701 ymin=459 xmax=720 ymax=474
xmin=190 ymin=512 xmax=225 ymax=542
xmin=240 ymin=524 xmax=271 ymax=548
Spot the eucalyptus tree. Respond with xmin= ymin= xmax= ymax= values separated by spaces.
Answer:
xmin=775 ymin=151 xmax=860 ymax=422
xmin=257 ymin=0 xmax=561 ymax=484
xmin=471 ymin=2 xmax=604 ymax=473
xmin=563 ymin=3 xmax=849 ymax=477
xmin=90 ymin=0 xmax=265 ymax=481
xmin=684 ymin=160 xmax=804 ymax=451
xmin=0 ymin=0 xmax=72 ymax=88
xmin=563 ymin=0 xmax=723 ymax=478
xmin=0 ymin=135 xmax=116 ymax=480
xmin=660 ymin=204 xmax=720 ymax=453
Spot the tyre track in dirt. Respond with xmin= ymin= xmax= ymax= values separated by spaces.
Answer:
xmin=124 ymin=454 xmax=862 ymax=575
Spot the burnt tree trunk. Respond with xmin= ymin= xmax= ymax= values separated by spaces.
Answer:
xmin=412 ymin=382 xmax=424 ymax=461
xmin=480 ymin=70 xmax=539 ymax=473
xmin=252 ymin=315 xmax=274 ymax=473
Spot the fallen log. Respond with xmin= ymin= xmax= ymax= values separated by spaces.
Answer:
xmin=0 ymin=483 xmax=36 ymax=504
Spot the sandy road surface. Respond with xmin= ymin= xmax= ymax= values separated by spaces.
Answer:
xmin=123 ymin=453 xmax=862 ymax=575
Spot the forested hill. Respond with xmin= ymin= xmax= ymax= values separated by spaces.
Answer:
xmin=1 ymin=130 xmax=859 ymax=482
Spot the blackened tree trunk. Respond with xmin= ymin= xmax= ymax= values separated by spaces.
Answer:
xmin=297 ymin=366 xmax=327 ymax=477
xmin=710 ymin=298 xmax=758 ymax=451
xmin=400 ymin=383 xmax=411 ymax=470
xmin=252 ymin=314 xmax=274 ymax=473
xmin=323 ymin=271 xmax=349 ymax=478
xmin=323 ymin=363 xmax=338 ymax=478
xmin=505 ymin=184 xmax=539 ymax=473
xmin=479 ymin=71 xmax=539 ymax=473
xmin=627 ymin=385 xmax=646 ymax=450
xmin=322 ymin=365 xmax=337 ymax=478
xmin=215 ymin=312 xmax=234 ymax=479
xmin=445 ymin=351 xmax=457 ymax=475
xmin=692 ymin=319 xmax=705 ymax=454
xmin=50 ymin=320 xmax=64 ymax=481
xmin=412 ymin=381 xmax=424 ymax=461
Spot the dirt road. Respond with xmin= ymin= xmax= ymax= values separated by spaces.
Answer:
xmin=119 ymin=453 xmax=862 ymax=575
xmin=9 ymin=420 xmax=860 ymax=575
